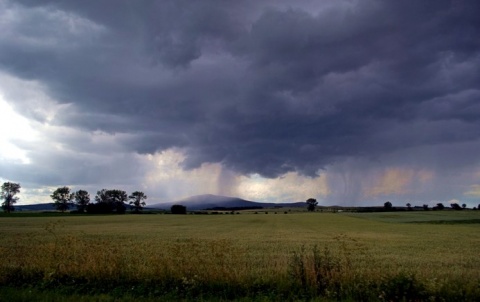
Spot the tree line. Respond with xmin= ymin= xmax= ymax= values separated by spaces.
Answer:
xmin=3 ymin=181 xmax=478 ymax=214
xmin=51 ymin=187 xmax=147 ymax=213
xmin=1 ymin=182 xmax=147 ymax=214
xmin=385 ymin=201 xmax=473 ymax=211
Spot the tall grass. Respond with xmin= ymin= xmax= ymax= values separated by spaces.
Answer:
xmin=0 ymin=214 xmax=479 ymax=300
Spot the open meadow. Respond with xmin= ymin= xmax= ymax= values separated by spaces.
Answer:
xmin=0 ymin=210 xmax=479 ymax=301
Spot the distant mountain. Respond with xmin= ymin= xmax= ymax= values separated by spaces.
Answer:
xmin=12 ymin=195 xmax=306 ymax=212
xmin=14 ymin=203 xmax=58 ymax=211
xmin=149 ymin=194 xmax=305 ymax=210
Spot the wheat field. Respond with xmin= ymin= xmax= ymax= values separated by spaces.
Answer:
xmin=0 ymin=211 xmax=479 ymax=300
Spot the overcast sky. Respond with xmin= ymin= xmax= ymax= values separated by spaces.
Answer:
xmin=1 ymin=0 xmax=479 ymax=207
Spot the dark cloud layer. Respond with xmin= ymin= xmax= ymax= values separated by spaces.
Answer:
xmin=2 ymin=0 xmax=480 ymax=182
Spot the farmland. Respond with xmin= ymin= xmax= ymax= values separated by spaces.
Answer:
xmin=0 ymin=210 xmax=479 ymax=301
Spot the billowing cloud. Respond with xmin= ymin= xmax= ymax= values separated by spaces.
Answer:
xmin=1 ymin=0 xmax=480 ymax=206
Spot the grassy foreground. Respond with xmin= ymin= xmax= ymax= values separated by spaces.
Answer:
xmin=0 ymin=211 xmax=479 ymax=301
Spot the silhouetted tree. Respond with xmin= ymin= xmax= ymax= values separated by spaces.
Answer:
xmin=171 ymin=204 xmax=187 ymax=214
xmin=108 ymin=189 xmax=127 ymax=213
xmin=384 ymin=201 xmax=393 ymax=210
xmin=95 ymin=189 xmax=109 ymax=204
xmin=434 ymin=203 xmax=445 ymax=210
xmin=306 ymin=198 xmax=318 ymax=212
xmin=1 ymin=182 xmax=21 ymax=213
xmin=423 ymin=204 xmax=429 ymax=211
xmin=93 ymin=189 xmax=127 ymax=213
xmin=86 ymin=201 xmax=111 ymax=214
xmin=74 ymin=190 xmax=90 ymax=213
xmin=462 ymin=203 xmax=467 ymax=209
xmin=406 ymin=203 xmax=412 ymax=211
xmin=129 ymin=191 xmax=147 ymax=213
xmin=450 ymin=203 xmax=462 ymax=210
xmin=51 ymin=187 xmax=73 ymax=212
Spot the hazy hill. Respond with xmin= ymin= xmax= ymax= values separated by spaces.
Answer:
xmin=11 ymin=195 xmax=306 ymax=212
xmin=15 ymin=203 xmax=58 ymax=211
xmin=149 ymin=194 xmax=305 ymax=210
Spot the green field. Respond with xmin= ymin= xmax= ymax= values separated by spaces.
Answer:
xmin=0 ymin=211 xmax=479 ymax=301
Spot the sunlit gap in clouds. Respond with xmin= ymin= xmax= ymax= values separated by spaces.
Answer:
xmin=237 ymin=172 xmax=330 ymax=203
xmin=141 ymin=150 xmax=330 ymax=204
xmin=0 ymin=94 xmax=37 ymax=164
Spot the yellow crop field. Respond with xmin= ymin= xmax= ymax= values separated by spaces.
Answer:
xmin=0 ymin=211 xmax=479 ymax=301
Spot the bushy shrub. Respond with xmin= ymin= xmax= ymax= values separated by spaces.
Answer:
xmin=171 ymin=205 xmax=187 ymax=214
xmin=379 ymin=272 xmax=427 ymax=301
xmin=450 ymin=203 xmax=462 ymax=210
xmin=288 ymin=245 xmax=342 ymax=299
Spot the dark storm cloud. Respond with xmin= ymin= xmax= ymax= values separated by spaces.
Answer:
xmin=2 ymin=0 xmax=480 ymax=178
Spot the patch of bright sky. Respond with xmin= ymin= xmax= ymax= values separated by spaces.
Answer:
xmin=141 ymin=151 xmax=331 ymax=204
xmin=362 ymin=167 xmax=438 ymax=199
xmin=143 ymin=150 xmax=223 ymax=202
xmin=447 ymin=199 xmax=461 ymax=205
xmin=238 ymin=172 xmax=330 ymax=203
xmin=464 ymin=184 xmax=480 ymax=197
xmin=0 ymin=94 xmax=38 ymax=164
